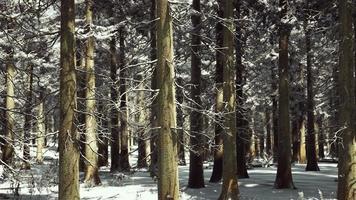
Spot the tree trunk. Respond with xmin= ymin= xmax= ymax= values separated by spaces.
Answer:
xmin=156 ymin=0 xmax=179 ymax=198
xmin=137 ymin=77 xmax=148 ymax=168
xmin=36 ymin=89 xmax=46 ymax=164
xmin=316 ymin=115 xmax=325 ymax=159
xmin=110 ymin=37 xmax=121 ymax=172
xmin=305 ymin=1 xmax=319 ymax=171
xmin=176 ymin=77 xmax=186 ymax=166
xmin=235 ymin=0 xmax=249 ymax=179
xmin=59 ymin=0 xmax=80 ymax=198
xmin=149 ymin=0 xmax=159 ymax=178
xmin=337 ymin=0 xmax=356 ymax=199
xmin=265 ymin=108 xmax=272 ymax=156
xmin=271 ymin=66 xmax=278 ymax=163
xmin=98 ymin=102 xmax=108 ymax=167
xmin=218 ymin=0 xmax=239 ymax=199
xmin=2 ymin=55 xmax=15 ymax=165
xmin=83 ymin=0 xmax=101 ymax=185
xmin=274 ymin=0 xmax=295 ymax=189
xmin=23 ymin=64 xmax=33 ymax=169
xmin=210 ymin=0 xmax=224 ymax=183
xmin=298 ymin=116 xmax=307 ymax=164
xmin=118 ymin=28 xmax=130 ymax=172
xmin=188 ymin=0 xmax=205 ymax=189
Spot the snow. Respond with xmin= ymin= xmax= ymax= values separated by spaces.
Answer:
xmin=0 ymin=145 xmax=338 ymax=200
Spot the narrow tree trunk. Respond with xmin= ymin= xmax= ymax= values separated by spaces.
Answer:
xmin=210 ymin=0 xmax=224 ymax=183
xmin=188 ymin=0 xmax=205 ymax=189
xmin=235 ymin=0 xmax=249 ymax=179
xmin=118 ymin=28 xmax=130 ymax=172
xmin=83 ymin=0 xmax=101 ymax=185
xmin=265 ymin=108 xmax=272 ymax=156
xmin=59 ymin=0 xmax=80 ymax=198
xmin=271 ymin=67 xmax=279 ymax=163
xmin=23 ymin=64 xmax=33 ymax=169
xmin=2 ymin=55 xmax=15 ymax=165
xmin=176 ymin=77 xmax=186 ymax=166
xmin=137 ymin=77 xmax=148 ymax=168
xmin=98 ymin=102 xmax=108 ymax=167
xmin=156 ymin=0 xmax=179 ymax=198
xmin=36 ymin=89 xmax=46 ymax=164
xmin=305 ymin=1 xmax=319 ymax=171
xmin=274 ymin=0 xmax=295 ymax=189
xmin=110 ymin=37 xmax=121 ymax=172
xmin=316 ymin=115 xmax=325 ymax=159
xmin=219 ymin=0 xmax=239 ymax=199
xmin=337 ymin=0 xmax=356 ymax=198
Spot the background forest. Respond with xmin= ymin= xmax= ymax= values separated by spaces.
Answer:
xmin=0 ymin=0 xmax=355 ymax=199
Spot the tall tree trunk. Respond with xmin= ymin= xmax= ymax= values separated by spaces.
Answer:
xmin=149 ymin=0 xmax=159 ymax=177
xmin=156 ymin=0 xmax=179 ymax=198
xmin=110 ymin=37 xmax=121 ymax=172
xmin=337 ymin=0 xmax=356 ymax=199
xmin=36 ymin=88 xmax=46 ymax=164
xmin=98 ymin=102 xmax=108 ymax=167
xmin=176 ymin=77 xmax=186 ymax=166
xmin=118 ymin=28 xmax=130 ymax=172
xmin=274 ymin=0 xmax=295 ymax=189
xmin=305 ymin=1 xmax=319 ymax=171
xmin=265 ymin=108 xmax=272 ymax=156
xmin=83 ymin=0 xmax=101 ymax=185
xmin=219 ymin=0 xmax=239 ymax=199
xmin=137 ymin=77 xmax=148 ymax=168
xmin=23 ymin=64 xmax=33 ymax=169
xmin=188 ymin=0 xmax=205 ymax=189
xmin=2 ymin=55 xmax=15 ymax=165
xmin=210 ymin=0 xmax=224 ymax=183
xmin=316 ymin=115 xmax=325 ymax=159
xmin=271 ymin=66 xmax=278 ymax=163
xmin=298 ymin=116 xmax=307 ymax=164
xmin=76 ymin=38 xmax=86 ymax=172
xmin=59 ymin=0 xmax=79 ymax=198
xmin=235 ymin=0 xmax=249 ymax=179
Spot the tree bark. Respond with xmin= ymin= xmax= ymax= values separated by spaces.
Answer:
xmin=156 ymin=0 xmax=179 ymax=198
xmin=2 ymin=55 xmax=15 ymax=165
xmin=176 ymin=77 xmax=186 ymax=166
xmin=36 ymin=89 xmax=46 ymax=164
xmin=337 ymin=0 xmax=356 ymax=199
xmin=274 ymin=0 xmax=295 ymax=189
xmin=59 ymin=0 xmax=80 ymax=198
xmin=118 ymin=28 xmax=130 ymax=172
xmin=218 ymin=0 xmax=239 ymax=199
xmin=305 ymin=1 xmax=319 ymax=171
xmin=210 ymin=0 xmax=224 ymax=183
xmin=137 ymin=77 xmax=148 ymax=168
xmin=23 ymin=64 xmax=33 ymax=169
xmin=188 ymin=0 xmax=205 ymax=189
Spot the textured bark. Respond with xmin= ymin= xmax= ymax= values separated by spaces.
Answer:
xmin=235 ymin=0 xmax=249 ymax=179
xmin=274 ymin=0 xmax=295 ymax=189
xmin=118 ymin=28 xmax=130 ymax=172
xmin=337 ymin=0 xmax=356 ymax=199
xmin=210 ymin=0 xmax=224 ymax=183
xmin=2 ymin=55 xmax=15 ymax=165
xmin=109 ymin=37 xmax=121 ymax=172
xmin=137 ymin=78 xmax=148 ymax=168
xmin=23 ymin=64 xmax=33 ymax=169
xmin=36 ymin=89 xmax=46 ymax=164
xmin=305 ymin=1 xmax=319 ymax=171
xmin=59 ymin=0 xmax=80 ymax=198
xmin=188 ymin=0 xmax=205 ymax=189
xmin=176 ymin=77 xmax=186 ymax=166
xmin=218 ymin=0 xmax=239 ymax=199
xmin=156 ymin=0 xmax=179 ymax=198
xmin=149 ymin=0 xmax=159 ymax=177
xmin=298 ymin=117 xmax=307 ymax=164
xmin=83 ymin=0 xmax=101 ymax=185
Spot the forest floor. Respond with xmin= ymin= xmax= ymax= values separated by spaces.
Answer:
xmin=0 ymin=145 xmax=337 ymax=200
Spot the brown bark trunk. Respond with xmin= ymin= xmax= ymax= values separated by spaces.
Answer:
xmin=188 ymin=0 xmax=205 ymax=189
xmin=137 ymin=77 xmax=148 ymax=168
xmin=210 ymin=0 xmax=224 ymax=183
xmin=23 ymin=64 xmax=33 ymax=169
xmin=274 ymin=0 xmax=295 ymax=189
xmin=59 ymin=0 xmax=80 ymax=198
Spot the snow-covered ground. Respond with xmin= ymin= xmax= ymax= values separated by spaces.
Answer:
xmin=0 ymin=145 xmax=337 ymax=199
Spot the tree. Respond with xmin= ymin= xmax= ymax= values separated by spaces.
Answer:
xmin=235 ymin=0 xmax=249 ymax=179
xmin=2 ymin=55 xmax=15 ymax=165
xmin=59 ymin=0 xmax=80 ymax=199
xmin=36 ymin=88 xmax=46 ymax=164
xmin=305 ymin=0 xmax=319 ymax=171
xmin=210 ymin=0 xmax=224 ymax=183
xmin=83 ymin=0 xmax=101 ymax=185
xmin=337 ymin=0 xmax=356 ymax=199
xmin=156 ymin=0 xmax=179 ymax=198
xmin=274 ymin=0 xmax=295 ymax=189
xmin=218 ymin=0 xmax=239 ymax=199
xmin=22 ymin=64 xmax=33 ymax=169
xmin=188 ymin=0 xmax=205 ymax=189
